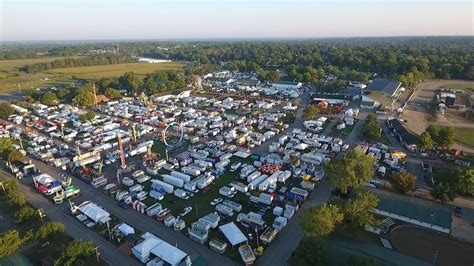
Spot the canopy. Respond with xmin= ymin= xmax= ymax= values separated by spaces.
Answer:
xmin=117 ymin=223 xmax=135 ymax=236
xmin=151 ymin=241 xmax=187 ymax=266
xmin=79 ymin=202 xmax=111 ymax=224
xmin=219 ymin=222 xmax=247 ymax=246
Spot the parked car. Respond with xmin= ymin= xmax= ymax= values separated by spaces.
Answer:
xmin=118 ymin=202 xmax=129 ymax=209
xmin=455 ymin=207 xmax=463 ymax=217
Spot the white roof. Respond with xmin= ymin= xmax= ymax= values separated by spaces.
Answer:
xmin=78 ymin=202 xmax=111 ymax=224
xmin=233 ymin=151 xmax=251 ymax=158
xmin=33 ymin=174 xmax=54 ymax=185
xmin=133 ymin=237 xmax=162 ymax=258
xmin=117 ymin=223 xmax=135 ymax=236
xmin=151 ymin=241 xmax=187 ymax=266
xmin=219 ymin=222 xmax=248 ymax=246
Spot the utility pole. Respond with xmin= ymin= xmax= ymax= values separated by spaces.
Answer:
xmin=37 ymin=209 xmax=46 ymax=223
xmin=0 ymin=182 xmax=6 ymax=195
xmin=93 ymin=246 xmax=101 ymax=263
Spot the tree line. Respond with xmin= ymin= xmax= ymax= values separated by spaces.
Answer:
xmin=20 ymin=55 xmax=134 ymax=73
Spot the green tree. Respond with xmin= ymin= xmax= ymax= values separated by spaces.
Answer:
xmin=15 ymin=206 xmax=36 ymax=224
xmin=55 ymin=240 xmax=95 ymax=266
xmin=300 ymin=203 xmax=344 ymax=237
xmin=40 ymin=91 xmax=59 ymax=106
xmin=9 ymin=193 xmax=26 ymax=207
xmin=0 ymin=137 xmax=13 ymax=159
xmin=35 ymin=222 xmax=65 ymax=241
xmin=362 ymin=115 xmax=381 ymax=141
xmin=8 ymin=149 xmax=24 ymax=163
xmin=343 ymin=191 xmax=380 ymax=227
xmin=73 ymin=88 xmax=95 ymax=107
xmin=119 ymin=72 xmax=143 ymax=94
xmin=0 ymin=230 xmax=23 ymax=258
xmin=431 ymin=182 xmax=457 ymax=203
xmin=55 ymin=88 xmax=70 ymax=99
xmin=303 ymin=105 xmax=319 ymax=120
xmin=325 ymin=148 xmax=376 ymax=194
xmin=104 ymin=88 xmax=122 ymax=100
xmin=79 ymin=111 xmax=96 ymax=122
xmin=458 ymin=169 xmax=474 ymax=195
xmin=418 ymin=131 xmax=434 ymax=150
xmin=0 ymin=103 xmax=14 ymax=119
xmin=293 ymin=237 xmax=328 ymax=266
xmin=437 ymin=127 xmax=455 ymax=148
xmin=390 ymin=171 xmax=417 ymax=194
xmin=144 ymin=81 xmax=158 ymax=95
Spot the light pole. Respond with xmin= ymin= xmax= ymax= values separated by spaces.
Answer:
xmin=93 ymin=246 xmax=101 ymax=263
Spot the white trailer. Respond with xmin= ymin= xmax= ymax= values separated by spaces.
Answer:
xmin=215 ymin=159 xmax=230 ymax=169
xmin=146 ymin=203 xmax=162 ymax=217
xmin=174 ymin=189 xmax=187 ymax=199
xmin=277 ymin=170 xmax=291 ymax=183
xmin=248 ymin=174 xmax=268 ymax=190
xmin=170 ymin=171 xmax=192 ymax=182
xmin=163 ymin=175 xmax=184 ymax=188
xmin=197 ymin=175 xmax=214 ymax=189
xmin=181 ymin=166 xmax=200 ymax=177
xmin=246 ymin=171 xmax=261 ymax=183
xmin=151 ymin=179 xmax=174 ymax=194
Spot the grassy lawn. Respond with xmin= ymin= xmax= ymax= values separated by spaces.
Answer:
xmin=45 ymin=62 xmax=184 ymax=79
xmin=0 ymin=57 xmax=83 ymax=71
xmin=0 ymin=62 xmax=185 ymax=93
xmin=454 ymin=127 xmax=474 ymax=148
xmin=441 ymin=83 xmax=474 ymax=91
xmin=367 ymin=92 xmax=392 ymax=108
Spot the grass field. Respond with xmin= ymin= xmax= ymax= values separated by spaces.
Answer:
xmin=0 ymin=61 xmax=185 ymax=94
xmin=0 ymin=56 xmax=83 ymax=71
xmin=442 ymin=83 xmax=474 ymax=91
xmin=45 ymin=62 xmax=184 ymax=79
xmin=454 ymin=127 xmax=474 ymax=148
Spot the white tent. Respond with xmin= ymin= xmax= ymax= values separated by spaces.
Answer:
xmin=151 ymin=241 xmax=187 ymax=266
xmin=219 ymin=222 xmax=248 ymax=246
xmin=78 ymin=202 xmax=111 ymax=224
xmin=117 ymin=223 xmax=135 ymax=236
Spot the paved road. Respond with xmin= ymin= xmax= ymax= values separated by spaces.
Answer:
xmin=21 ymin=156 xmax=237 ymax=266
xmin=257 ymin=179 xmax=332 ymax=266
xmin=0 ymin=170 xmax=141 ymax=266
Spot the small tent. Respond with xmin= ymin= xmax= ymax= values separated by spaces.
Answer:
xmin=219 ymin=222 xmax=248 ymax=247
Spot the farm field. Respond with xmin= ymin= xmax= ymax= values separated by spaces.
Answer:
xmin=442 ymin=83 xmax=474 ymax=91
xmin=0 ymin=61 xmax=185 ymax=93
xmin=45 ymin=61 xmax=184 ymax=79
xmin=0 ymin=56 xmax=83 ymax=71
xmin=454 ymin=127 xmax=474 ymax=148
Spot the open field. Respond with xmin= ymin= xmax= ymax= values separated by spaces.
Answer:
xmin=454 ymin=127 xmax=474 ymax=148
xmin=390 ymin=226 xmax=474 ymax=266
xmin=442 ymin=83 xmax=474 ymax=91
xmin=0 ymin=56 xmax=83 ymax=71
xmin=0 ymin=61 xmax=185 ymax=93
xmin=45 ymin=62 xmax=184 ymax=79
xmin=402 ymin=80 xmax=474 ymax=134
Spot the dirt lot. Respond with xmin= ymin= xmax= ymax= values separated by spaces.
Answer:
xmin=401 ymin=80 xmax=474 ymax=134
xmin=390 ymin=226 xmax=474 ymax=266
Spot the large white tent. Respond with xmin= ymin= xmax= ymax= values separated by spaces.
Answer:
xmin=219 ymin=222 xmax=248 ymax=246
xmin=151 ymin=241 xmax=187 ymax=266
xmin=78 ymin=201 xmax=111 ymax=224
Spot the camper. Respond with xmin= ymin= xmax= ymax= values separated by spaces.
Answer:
xmin=216 ymin=204 xmax=234 ymax=217
xmin=163 ymin=175 xmax=184 ymax=188
xmin=182 ymin=166 xmax=200 ymax=177
xmin=145 ymin=203 xmax=162 ymax=217
xmin=174 ymin=189 xmax=188 ymax=199
xmin=129 ymin=184 xmax=143 ymax=193
xmin=170 ymin=171 xmax=192 ymax=182
xmin=136 ymin=175 xmax=150 ymax=184
xmin=260 ymin=227 xmax=279 ymax=245
xmin=246 ymin=171 xmax=261 ymax=183
xmin=151 ymin=179 xmax=174 ymax=194
xmin=215 ymin=159 xmax=230 ymax=169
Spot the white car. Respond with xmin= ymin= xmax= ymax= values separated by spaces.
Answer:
xmin=210 ymin=198 xmax=223 ymax=206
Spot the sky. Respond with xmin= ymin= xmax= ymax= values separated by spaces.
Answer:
xmin=0 ymin=0 xmax=472 ymax=41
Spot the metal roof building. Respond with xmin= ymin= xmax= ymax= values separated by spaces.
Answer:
xmin=372 ymin=189 xmax=452 ymax=233
xmin=365 ymin=78 xmax=402 ymax=97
